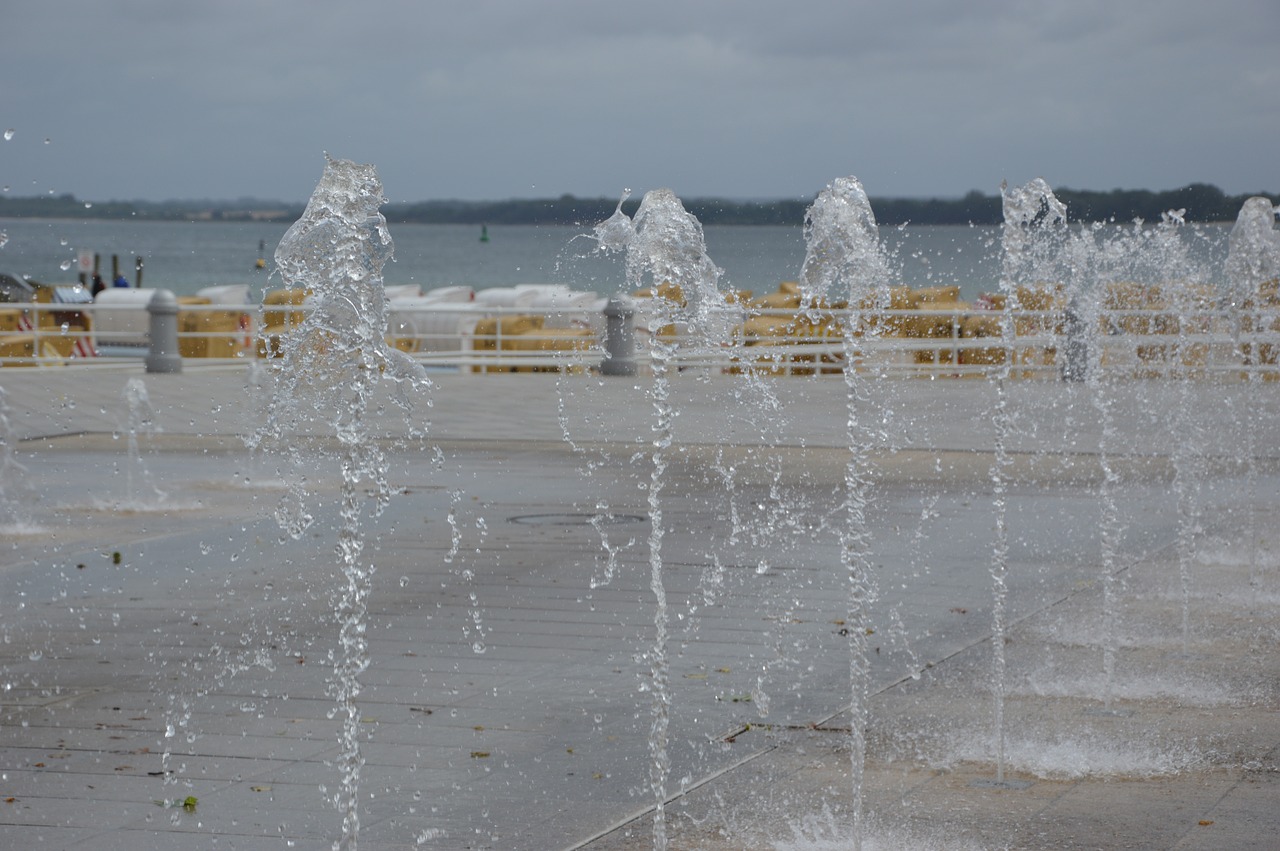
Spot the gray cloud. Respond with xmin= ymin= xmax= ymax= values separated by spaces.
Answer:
xmin=2 ymin=0 xmax=1276 ymax=203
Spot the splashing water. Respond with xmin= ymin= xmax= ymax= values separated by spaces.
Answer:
xmin=773 ymin=806 xmax=988 ymax=851
xmin=1063 ymin=217 xmax=1164 ymax=709
xmin=625 ymin=188 xmax=730 ymax=340
xmin=593 ymin=187 xmax=725 ymax=851
xmin=1074 ymin=212 xmax=1211 ymax=680
xmin=1073 ymin=227 xmax=1127 ymax=711
xmin=122 ymin=378 xmax=167 ymax=509
xmin=1150 ymin=214 xmax=1212 ymax=656
xmin=444 ymin=488 xmax=463 ymax=564
xmin=800 ymin=176 xmax=890 ymax=309
xmin=988 ymin=178 xmax=1069 ymax=784
xmin=1224 ymin=197 xmax=1280 ymax=309
xmin=593 ymin=190 xmax=635 ymax=255
xmin=588 ymin=504 xmax=634 ymax=590
xmin=999 ymin=178 xmax=1069 ymax=284
xmin=246 ymin=155 xmax=429 ymax=851
xmin=801 ymin=175 xmax=894 ymax=850
xmin=240 ymin=359 xmax=285 ymax=489
xmin=463 ymin=516 xmax=489 ymax=654
xmin=1225 ymin=198 xmax=1280 ymax=598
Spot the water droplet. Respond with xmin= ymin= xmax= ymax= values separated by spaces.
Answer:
xmin=28 ymin=650 xmax=42 ymax=661
xmin=59 ymin=260 xmax=72 ymax=271
xmin=2 ymin=129 xmax=12 ymax=141
xmin=43 ymin=137 xmax=51 ymax=145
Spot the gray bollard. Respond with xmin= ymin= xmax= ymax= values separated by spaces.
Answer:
xmin=145 ymin=289 xmax=183 ymax=374
xmin=601 ymin=297 xmax=636 ymax=376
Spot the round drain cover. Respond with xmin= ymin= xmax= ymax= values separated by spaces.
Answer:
xmin=508 ymin=513 xmax=646 ymax=526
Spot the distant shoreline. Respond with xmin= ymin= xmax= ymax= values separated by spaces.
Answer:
xmin=1 ymin=183 xmax=1275 ymax=226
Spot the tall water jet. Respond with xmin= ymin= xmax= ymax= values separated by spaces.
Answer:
xmin=1224 ymin=197 xmax=1280 ymax=308
xmin=1145 ymin=211 xmax=1211 ymax=657
xmin=1066 ymin=220 xmax=1136 ymax=712
xmin=988 ymin=178 xmax=1068 ymax=785
xmin=1225 ymin=197 xmax=1280 ymax=598
xmin=1073 ymin=210 xmax=1211 ymax=664
xmin=593 ymin=188 xmax=724 ymax=851
xmin=122 ymin=377 xmax=166 ymax=509
xmin=246 ymin=155 xmax=428 ymax=851
xmin=800 ymin=175 xmax=893 ymax=849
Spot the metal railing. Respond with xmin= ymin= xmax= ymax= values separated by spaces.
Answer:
xmin=1 ymin=299 xmax=1277 ymax=380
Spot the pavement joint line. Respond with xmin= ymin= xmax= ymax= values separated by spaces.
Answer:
xmin=559 ymin=742 xmax=780 ymax=851
xmin=23 ymin=428 xmax=1280 ymax=475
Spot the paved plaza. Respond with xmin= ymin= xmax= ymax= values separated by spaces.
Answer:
xmin=0 ymin=365 xmax=1278 ymax=849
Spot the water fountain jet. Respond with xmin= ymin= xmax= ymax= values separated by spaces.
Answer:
xmin=1073 ymin=223 xmax=1130 ymax=716
xmin=980 ymin=177 xmax=1068 ymax=788
xmin=1225 ymin=197 xmax=1280 ymax=600
xmin=800 ymin=175 xmax=895 ymax=848
xmin=246 ymin=154 xmax=429 ymax=851
xmin=120 ymin=377 xmax=167 ymax=510
xmin=593 ymin=187 xmax=727 ymax=851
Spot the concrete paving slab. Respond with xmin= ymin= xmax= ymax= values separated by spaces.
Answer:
xmin=1 ymin=367 xmax=1278 ymax=848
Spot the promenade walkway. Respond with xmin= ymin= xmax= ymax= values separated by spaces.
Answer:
xmin=0 ymin=365 xmax=1277 ymax=849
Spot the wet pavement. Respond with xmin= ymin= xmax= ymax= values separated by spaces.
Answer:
xmin=1 ymin=365 xmax=1277 ymax=849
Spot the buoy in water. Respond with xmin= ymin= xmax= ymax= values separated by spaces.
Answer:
xmin=480 ymin=225 xmax=490 ymax=243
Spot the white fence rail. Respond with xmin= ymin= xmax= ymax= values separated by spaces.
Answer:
xmin=1 ymin=299 xmax=1277 ymax=380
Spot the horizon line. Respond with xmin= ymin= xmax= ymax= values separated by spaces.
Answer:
xmin=5 ymin=181 xmax=1278 ymax=209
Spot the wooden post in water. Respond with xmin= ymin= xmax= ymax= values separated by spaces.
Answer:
xmin=135 ymin=256 xmax=144 ymax=288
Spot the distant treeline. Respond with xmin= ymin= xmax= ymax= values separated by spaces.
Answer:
xmin=398 ymin=184 xmax=1278 ymax=226
xmin=2 ymin=183 xmax=1275 ymax=226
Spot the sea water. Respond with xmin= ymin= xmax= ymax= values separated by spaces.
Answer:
xmin=0 ymin=217 xmax=1232 ymax=301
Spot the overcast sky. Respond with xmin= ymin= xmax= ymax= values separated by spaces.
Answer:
xmin=2 ymin=1 xmax=1277 ymax=204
